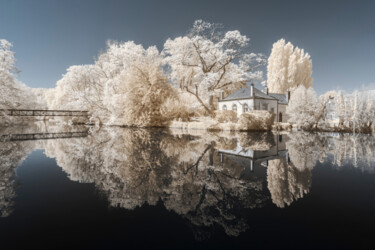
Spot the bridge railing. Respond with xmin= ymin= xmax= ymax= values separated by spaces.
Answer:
xmin=0 ymin=109 xmax=89 ymax=117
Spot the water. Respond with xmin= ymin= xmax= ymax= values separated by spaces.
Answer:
xmin=1 ymin=124 xmax=375 ymax=249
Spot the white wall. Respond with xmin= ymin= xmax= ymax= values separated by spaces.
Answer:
xmin=254 ymin=99 xmax=278 ymax=121
xmin=219 ymin=98 xmax=288 ymax=122
xmin=277 ymin=104 xmax=287 ymax=122
xmin=218 ymin=99 xmax=254 ymax=118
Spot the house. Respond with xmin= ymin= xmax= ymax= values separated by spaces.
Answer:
xmin=217 ymin=84 xmax=289 ymax=122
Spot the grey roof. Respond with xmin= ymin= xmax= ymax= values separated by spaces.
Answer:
xmin=220 ymin=86 xmax=289 ymax=104
xmin=221 ymin=87 xmax=275 ymax=101
xmin=268 ymin=93 xmax=288 ymax=104
xmin=222 ymin=87 xmax=252 ymax=100
xmin=254 ymin=88 xmax=276 ymax=100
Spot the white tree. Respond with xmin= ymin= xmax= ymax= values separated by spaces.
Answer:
xmin=163 ymin=20 xmax=265 ymax=115
xmin=350 ymin=91 xmax=375 ymax=133
xmin=47 ymin=65 xmax=99 ymax=110
xmin=48 ymin=41 xmax=178 ymax=126
xmin=108 ymin=46 xmax=177 ymax=127
xmin=267 ymin=39 xmax=313 ymax=94
xmin=286 ymin=85 xmax=318 ymax=129
xmin=315 ymin=91 xmax=337 ymax=124
xmin=336 ymin=91 xmax=346 ymax=126
xmin=0 ymin=39 xmax=37 ymax=110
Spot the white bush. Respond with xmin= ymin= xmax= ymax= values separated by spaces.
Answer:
xmin=213 ymin=110 xmax=237 ymax=123
xmin=237 ymin=110 xmax=274 ymax=131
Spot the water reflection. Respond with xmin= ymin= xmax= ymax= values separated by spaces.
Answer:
xmin=1 ymin=125 xmax=375 ymax=237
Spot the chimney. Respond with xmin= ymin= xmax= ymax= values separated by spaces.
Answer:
xmin=286 ymin=90 xmax=290 ymax=103
xmin=266 ymin=87 xmax=269 ymax=95
xmin=220 ymin=91 xmax=224 ymax=100
xmin=250 ymin=83 xmax=254 ymax=97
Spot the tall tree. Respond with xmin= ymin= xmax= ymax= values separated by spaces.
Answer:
xmin=163 ymin=20 xmax=265 ymax=114
xmin=336 ymin=91 xmax=346 ymax=126
xmin=267 ymin=39 xmax=313 ymax=94
xmin=0 ymin=39 xmax=37 ymax=110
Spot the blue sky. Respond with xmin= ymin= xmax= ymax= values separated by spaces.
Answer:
xmin=1 ymin=0 xmax=374 ymax=94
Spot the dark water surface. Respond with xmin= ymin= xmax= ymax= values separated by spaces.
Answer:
xmin=0 ymin=125 xmax=375 ymax=249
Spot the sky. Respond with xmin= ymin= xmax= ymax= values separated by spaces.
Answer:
xmin=1 ymin=0 xmax=374 ymax=94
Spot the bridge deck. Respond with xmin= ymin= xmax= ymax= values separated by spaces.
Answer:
xmin=0 ymin=109 xmax=89 ymax=117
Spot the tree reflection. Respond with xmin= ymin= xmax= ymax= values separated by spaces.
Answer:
xmin=0 ymin=140 xmax=34 ymax=217
xmin=267 ymin=158 xmax=312 ymax=208
xmin=1 ymin=126 xmax=375 ymax=238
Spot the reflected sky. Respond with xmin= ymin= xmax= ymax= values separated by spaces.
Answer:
xmin=1 ymin=125 xmax=375 ymax=248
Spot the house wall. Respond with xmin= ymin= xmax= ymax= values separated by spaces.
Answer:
xmin=278 ymin=104 xmax=288 ymax=122
xmin=254 ymin=99 xmax=278 ymax=121
xmin=219 ymin=98 xmax=289 ymax=122
xmin=218 ymin=99 xmax=255 ymax=118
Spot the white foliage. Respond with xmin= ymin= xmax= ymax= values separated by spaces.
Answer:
xmin=115 ymin=47 xmax=177 ymax=127
xmin=286 ymin=85 xmax=319 ymax=129
xmin=163 ymin=20 xmax=265 ymax=113
xmin=0 ymin=39 xmax=38 ymax=110
xmin=47 ymin=41 xmax=178 ymax=126
xmin=237 ymin=110 xmax=274 ymax=131
xmin=267 ymin=158 xmax=311 ymax=208
xmin=335 ymin=91 xmax=346 ymax=124
xmin=267 ymin=39 xmax=313 ymax=94
xmin=347 ymin=91 xmax=375 ymax=133
xmin=316 ymin=90 xmax=375 ymax=133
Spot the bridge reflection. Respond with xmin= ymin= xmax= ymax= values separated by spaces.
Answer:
xmin=0 ymin=131 xmax=89 ymax=142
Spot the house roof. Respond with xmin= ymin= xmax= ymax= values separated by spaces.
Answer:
xmin=220 ymin=86 xmax=288 ymax=104
xmin=268 ymin=93 xmax=288 ymax=104
xmin=220 ymin=87 xmax=274 ymax=101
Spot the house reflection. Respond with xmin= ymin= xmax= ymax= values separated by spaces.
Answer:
xmin=216 ymin=133 xmax=313 ymax=208
xmin=217 ymin=133 xmax=288 ymax=173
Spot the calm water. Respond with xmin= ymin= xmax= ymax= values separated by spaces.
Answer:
xmin=1 ymin=124 xmax=375 ymax=249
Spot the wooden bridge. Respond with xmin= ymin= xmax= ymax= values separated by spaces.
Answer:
xmin=0 ymin=109 xmax=89 ymax=117
xmin=0 ymin=131 xmax=89 ymax=142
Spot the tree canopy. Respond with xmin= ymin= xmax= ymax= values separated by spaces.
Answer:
xmin=267 ymin=39 xmax=313 ymax=94
xmin=163 ymin=20 xmax=265 ymax=114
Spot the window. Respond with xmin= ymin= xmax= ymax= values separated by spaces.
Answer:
xmin=243 ymin=103 xmax=249 ymax=113
xmin=232 ymin=104 xmax=237 ymax=111
xmin=222 ymin=105 xmax=227 ymax=111
xmin=279 ymin=112 xmax=283 ymax=122
xmin=270 ymin=108 xmax=275 ymax=114
xmin=262 ymin=103 xmax=268 ymax=110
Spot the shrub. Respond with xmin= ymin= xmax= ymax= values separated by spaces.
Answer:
xmin=272 ymin=122 xmax=292 ymax=131
xmin=237 ymin=110 xmax=274 ymax=131
xmin=214 ymin=110 xmax=237 ymax=123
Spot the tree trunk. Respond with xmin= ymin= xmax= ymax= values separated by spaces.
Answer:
xmin=185 ymin=87 xmax=214 ymax=116
xmin=209 ymin=95 xmax=215 ymax=113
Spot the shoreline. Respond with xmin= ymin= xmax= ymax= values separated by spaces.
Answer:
xmin=1 ymin=118 xmax=373 ymax=135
